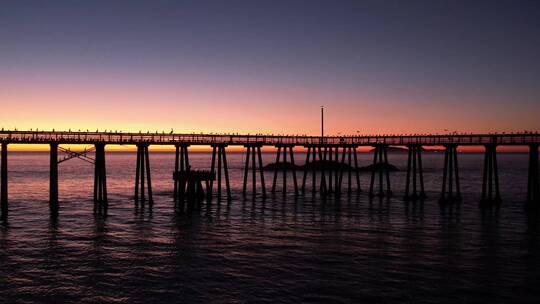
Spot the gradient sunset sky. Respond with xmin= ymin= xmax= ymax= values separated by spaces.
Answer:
xmin=1 ymin=0 xmax=539 ymax=136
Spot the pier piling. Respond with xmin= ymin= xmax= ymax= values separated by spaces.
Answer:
xmin=174 ymin=144 xmax=190 ymax=202
xmin=301 ymin=146 xmax=311 ymax=194
xmin=272 ymin=145 xmax=298 ymax=196
xmin=301 ymin=145 xmax=328 ymax=195
xmin=210 ymin=144 xmax=231 ymax=202
xmin=50 ymin=143 xmax=59 ymax=215
xmin=93 ymin=143 xmax=108 ymax=215
xmin=369 ymin=144 xmax=392 ymax=197
xmin=302 ymin=145 xmax=330 ymax=195
xmin=338 ymin=145 xmax=361 ymax=196
xmin=1 ymin=143 xmax=7 ymax=220
xmin=135 ymin=144 xmax=153 ymax=205
xmin=326 ymin=146 xmax=334 ymax=193
xmin=439 ymin=144 xmax=461 ymax=203
xmin=480 ymin=144 xmax=501 ymax=206
xmin=242 ymin=144 xmax=266 ymax=199
xmin=318 ymin=146 xmax=328 ymax=195
xmin=404 ymin=144 xmax=425 ymax=201
xmin=334 ymin=146 xmax=340 ymax=192
xmin=528 ymin=144 xmax=539 ymax=205
xmin=289 ymin=145 xmax=299 ymax=196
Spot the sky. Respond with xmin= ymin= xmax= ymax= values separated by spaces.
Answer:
xmin=1 ymin=0 xmax=539 ymax=138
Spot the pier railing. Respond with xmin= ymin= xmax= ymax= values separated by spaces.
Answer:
xmin=0 ymin=130 xmax=539 ymax=146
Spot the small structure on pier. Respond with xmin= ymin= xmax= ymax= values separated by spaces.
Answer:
xmin=173 ymin=169 xmax=214 ymax=208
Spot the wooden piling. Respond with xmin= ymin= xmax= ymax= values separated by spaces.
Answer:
xmin=134 ymin=144 xmax=153 ymax=205
xmin=283 ymin=146 xmax=288 ymax=195
xmin=1 ymin=143 xmax=8 ymax=220
xmin=439 ymin=144 xmax=461 ymax=203
xmin=271 ymin=146 xmax=281 ymax=193
xmin=480 ymin=144 xmax=501 ymax=206
xmin=369 ymin=144 xmax=391 ymax=197
xmin=93 ymin=143 xmax=108 ymax=215
xmin=210 ymin=144 xmax=231 ymax=202
xmin=318 ymin=146 xmax=327 ymax=195
xmin=242 ymin=145 xmax=251 ymax=196
xmin=271 ymin=144 xmax=297 ymax=196
xmin=327 ymin=147 xmax=333 ymax=193
xmin=174 ymin=144 xmax=190 ymax=202
xmin=50 ymin=143 xmax=59 ymax=214
xmin=404 ymin=145 xmax=425 ymax=201
xmin=242 ymin=144 xmax=266 ymax=199
xmin=337 ymin=145 xmax=361 ymax=196
xmin=527 ymin=144 xmax=539 ymax=204
xmin=289 ymin=146 xmax=298 ymax=196
xmin=174 ymin=145 xmax=179 ymax=201
xmin=301 ymin=146 xmax=311 ymax=194
xmin=257 ymin=146 xmax=267 ymax=198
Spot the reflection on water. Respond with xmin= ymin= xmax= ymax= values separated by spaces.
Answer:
xmin=0 ymin=152 xmax=539 ymax=303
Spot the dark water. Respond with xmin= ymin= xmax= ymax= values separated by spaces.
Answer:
xmin=0 ymin=151 xmax=539 ymax=303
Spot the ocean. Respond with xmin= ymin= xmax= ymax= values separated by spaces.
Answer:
xmin=0 ymin=151 xmax=539 ymax=303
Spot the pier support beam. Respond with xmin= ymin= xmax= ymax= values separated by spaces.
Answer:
xmin=272 ymin=145 xmax=298 ymax=196
xmin=321 ymin=146 xmax=342 ymax=194
xmin=301 ymin=146 xmax=312 ymax=194
xmin=302 ymin=145 xmax=327 ymax=195
xmin=209 ymin=144 xmax=231 ymax=202
xmin=174 ymin=144 xmax=190 ymax=202
xmin=369 ymin=144 xmax=391 ymax=197
xmin=93 ymin=143 xmax=108 ymax=215
xmin=50 ymin=143 xmax=59 ymax=215
xmin=326 ymin=146 xmax=335 ymax=193
xmin=318 ymin=146 xmax=328 ymax=195
xmin=338 ymin=145 xmax=361 ymax=196
xmin=527 ymin=144 xmax=539 ymax=205
xmin=404 ymin=144 xmax=425 ymax=201
xmin=185 ymin=176 xmax=207 ymax=207
xmin=134 ymin=144 xmax=153 ymax=205
xmin=480 ymin=144 xmax=501 ymax=206
xmin=1 ymin=143 xmax=7 ymax=220
xmin=332 ymin=146 xmax=340 ymax=193
xmin=242 ymin=144 xmax=266 ymax=199
xmin=439 ymin=144 xmax=461 ymax=203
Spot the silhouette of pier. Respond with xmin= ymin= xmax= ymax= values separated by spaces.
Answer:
xmin=0 ymin=130 xmax=539 ymax=219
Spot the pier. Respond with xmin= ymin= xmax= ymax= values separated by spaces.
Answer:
xmin=0 ymin=130 xmax=539 ymax=219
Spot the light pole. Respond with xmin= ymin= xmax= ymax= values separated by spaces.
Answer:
xmin=321 ymin=105 xmax=324 ymax=138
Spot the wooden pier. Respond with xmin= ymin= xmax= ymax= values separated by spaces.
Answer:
xmin=0 ymin=130 xmax=539 ymax=219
